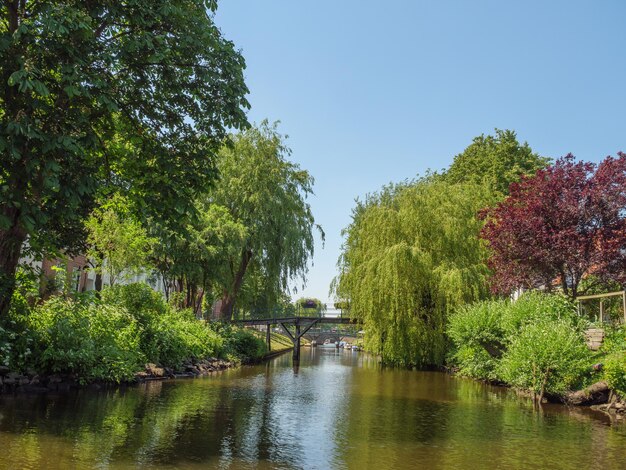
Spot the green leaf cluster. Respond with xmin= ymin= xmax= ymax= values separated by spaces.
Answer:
xmin=0 ymin=0 xmax=249 ymax=313
xmin=26 ymin=297 xmax=144 ymax=383
xmin=599 ymin=325 xmax=626 ymax=396
xmin=86 ymin=194 xmax=156 ymax=286
xmin=101 ymin=283 xmax=222 ymax=368
xmin=1 ymin=282 xmax=229 ymax=380
xmin=445 ymin=129 xmax=549 ymax=196
xmin=336 ymin=129 xmax=549 ymax=367
xmin=499 ymin=319 xmax=590 ymax=399
xmin=448 ymin=292 xmax=591 ymax=398
xmin=337 ymin=177 xmax=493 ymax=367
xmin=152 ymin=122 xmax=321 ymax=318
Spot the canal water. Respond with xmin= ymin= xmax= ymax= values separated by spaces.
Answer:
xmin=1 ymin=346 xmax=625 ymax=469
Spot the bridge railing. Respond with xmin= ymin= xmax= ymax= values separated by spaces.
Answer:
xmin=231 ymin=307 xmax=329 ymax=322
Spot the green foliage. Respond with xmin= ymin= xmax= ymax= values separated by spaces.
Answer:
xmin=337 ymin=176 xmax=493 ymax=367
xmin=149 ymin=121 xmax=321 ymax=318
xmin=445 ymin=129 xmax=549 ymax=196
xmin=2 ymin=282 xmax=232 ymax=381
xmin=599 ymin=325 xmax=626 ymax=396
xmin=86 ymin=195 xmax=156 ymax=286
xmin=452 ymin=345 xmax=500 ymax=381
xmin=27 ymin=297 xmax=144 ymax=383
xmin=447 ymin=292 xmax=587 ymax=391
xmin=447 ymin=299 xmax=508 ymax=380
xmin=498 ymin=319 xmax=591 ymax=398
xmin=101 ymin=283 xmax=222 ymax=368
xmin=152 ymin=310 xmax=221 ymax=368
xmin=500 ymin=291 xmax=582 ymax=334
xmin=209 ymin=121 xmax=322 ymax=317
xmin=210 ymin=323 xmax=267 ymax=362
xmin=600 ymin=324 xmax=626 ymax=354
xmin=0 ymin=0 xmax=249 ymax=316
xmin=603 ymin=352 xmax=626 ymax=397
xmin=101 ymin=283 xmax=168 ymax=325
xmin=0 ymin=323 xmax=12 ymax=367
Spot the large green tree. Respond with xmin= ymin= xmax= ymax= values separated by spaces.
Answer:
xmin=0 ymin=1 xmax=249 ymax=316
xmin=151 ymin=201 xmax=247 ymax=314
xmin=336 ymin=130 xmax=548 ymax=366
xmin=336 ymin=177 xmax=493 ymax=367
xmin=211 ymin=122 xmax=323 ymax=320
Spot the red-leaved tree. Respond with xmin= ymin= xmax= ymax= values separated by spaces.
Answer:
xmin=480 ymin=153 xmax=626 ymax=298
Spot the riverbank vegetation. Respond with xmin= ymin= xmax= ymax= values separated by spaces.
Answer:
xmin=448 ymin=293 xmax=626 ymax=403
xmin=1 ymin=120 xmax=319 ymax=386
xmin=0 ymin=282 xmax=269 ymax=385
xmin=336 ymin=131 xmax=626 ymax=402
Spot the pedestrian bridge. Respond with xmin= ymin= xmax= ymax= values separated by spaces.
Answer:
xmin=233 ymin=313 xmax=358 ymax=361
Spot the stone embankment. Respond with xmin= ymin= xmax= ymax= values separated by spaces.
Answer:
xmin=0 ymin=357 xmax=234 ymax=394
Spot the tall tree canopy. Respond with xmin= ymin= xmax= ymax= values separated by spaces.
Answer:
xmin=445 ymin=129 xmax=549 ymax=196
xmin=0 ymin=1 xmax=249 ymax=315
xmin=336 ymin=177 xmax=493 ymax=367
xmin=481 ymin=153 xmax=626 ymax=298
xmin=335 ymin=131 xmax=548 ymax=366
xmin=207 ymin=122 xmax=322 ymax=319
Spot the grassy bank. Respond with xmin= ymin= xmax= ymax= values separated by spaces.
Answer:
xmin=0 ymin=282 xmax=269 ymax=386
xmin=447 ymin=292 xmax=626 ymax=404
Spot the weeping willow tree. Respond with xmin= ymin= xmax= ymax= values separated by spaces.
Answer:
xmin=335 ymin=176 xmax=495 ymax=367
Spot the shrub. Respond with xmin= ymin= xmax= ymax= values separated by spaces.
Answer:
xmin=600 ymin=325 xmax=626 ymax=397
xmin=2 ymin=282 xmax=258 ymax=383
xmin=87 ymin=303 xmax=145 ymax=382
xmin=603 ymin=352 xmax=626 ymax=397
xmin=211 ymin=323 xmax=267 ymax=362
xmin=600 ymin=324 xmax=626 ymax=354
xmin=101 ymin=283 xmax=223 ymax=367
xmin=27 ymin=297 xmax=96 ymax=377
xmin=151 ymin=309 xmax=223 ymax=368
xmin=101 ymin=283 xmax=168 ymax=326
xmin=0 ymin=323 xmax=15 ymax=367
xmin=27 ymin=297 xmax=144 ymax=383
xmin=498 ymin=318 xmax=590 ymax=400
xmin=447 ymin=292 xmax=583 ymax=384
xmin=500 ymin=292 xmax=580 ymax=335
xmin=447 ymin=299 xmax=508 ymax=380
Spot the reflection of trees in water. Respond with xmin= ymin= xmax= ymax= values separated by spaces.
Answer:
xmin=1 ymin=364 xmax=626 ymax=469
xmin=334 ymin=370 xmax=626 ymax=470
xmin=0 ymin=380 xmax=225 ymax=467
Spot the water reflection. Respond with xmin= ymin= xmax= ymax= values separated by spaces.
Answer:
xmin=0 ymin=347 xmax=625 ymax=469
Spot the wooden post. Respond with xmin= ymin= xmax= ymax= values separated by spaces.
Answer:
xmin=600 ymin=300 xmax=604 ymax=323
xmin=293 ymin=323 xmax=301 ymax=361
xmin=266 ymin=323 xmax=271 ymax=352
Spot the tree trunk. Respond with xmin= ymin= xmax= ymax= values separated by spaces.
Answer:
xmin=566 ymin=381 xmax=610 ymax=405
xmin=220 ymin=290 xmax=236 ymax=321
xmin=218 ymin=249 xmax=253 ymax=321
xmin=0 ymin=221 xmax=27 ymax=317
xmin=538 ymin=370 xmax=550 ymax=403
xmin=195 ymin=289 xmax=204 ymax=317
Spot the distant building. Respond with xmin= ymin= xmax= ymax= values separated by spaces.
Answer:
xmin=19 ymin=251 xmax=166 ymax=296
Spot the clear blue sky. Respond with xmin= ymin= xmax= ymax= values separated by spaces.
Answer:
xmin=215 ymin=0 xmax=626 ymax=304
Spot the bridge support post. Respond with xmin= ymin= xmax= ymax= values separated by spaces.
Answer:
xmin=266 ymin=324 xmax=271 ymax=352
xmin=293 ymin=323 xmax=301 ymax=361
